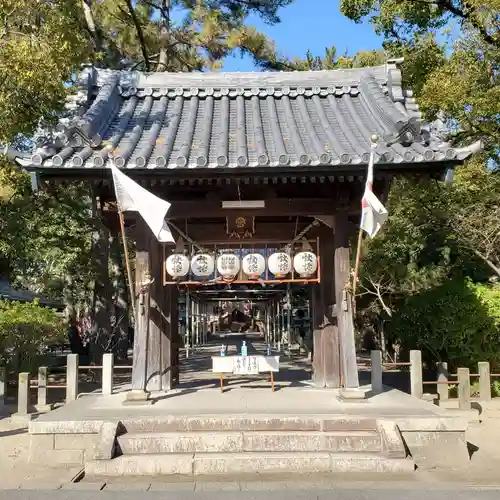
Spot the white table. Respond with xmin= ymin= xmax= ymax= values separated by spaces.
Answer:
xmin=212 ymin=355 xmax=280 ymax=392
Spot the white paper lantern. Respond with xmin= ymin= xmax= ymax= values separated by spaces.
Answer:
xmin=242 ymin=253 xmax=266 ymax=279
xmin=191 ymin=253 xmax=214 ymax=278
xmin=216 ymin=253 xmax=241 ymax=279
xmin=268 ymin=252 xmax=292 ymax=278
xmin=293 ymin=251 xmax=318 ymax=278
xmin=166 ymin=253 xmax=190 ymax=278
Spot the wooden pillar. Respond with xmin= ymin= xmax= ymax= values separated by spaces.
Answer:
xmin=312 ymin=224 xmax=341 ymax=388
xmin=146 ymin=233 xmax=163 ymax=392
xmin=334 ymin=212 xmax=360 ymax=389
xmin=160 ymin=285 xmax=179 ymax=391
xmin=128 ymin=217 xmax=149 ymax=399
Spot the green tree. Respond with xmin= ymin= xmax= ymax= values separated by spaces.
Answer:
xmin=0 ymin=299 xmax=65 ymax=372
xmin=338 ymin=0 xmax=499 ymax=157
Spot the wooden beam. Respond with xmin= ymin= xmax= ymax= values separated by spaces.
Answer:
xmin=334 ymin=212 xmax=360 ymax=389
xmin=166 ymin=198 xmax=341 ymax=219
xmin=183 ymin=222 xmax=319 ymax=243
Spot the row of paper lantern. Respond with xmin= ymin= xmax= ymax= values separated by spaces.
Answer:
xmin=165 ymin=251 xmax=318 ymax=280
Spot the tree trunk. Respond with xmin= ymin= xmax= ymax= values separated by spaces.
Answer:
xmin=89 ymin=196 xmax=112 ymax=363
xmin=81 ymin=0 xmax=103 ymax=54
xmin=110 ymin=234 xmax=129 ymax=361
xmin=157 ymin=1 xmax=171 ymax=71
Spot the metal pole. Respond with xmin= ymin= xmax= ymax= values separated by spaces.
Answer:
xmin=277 ymin=300 xmax=281 ymax=352
xmin=185 ymin=288 xmax=191 ymax=356
xmin=286 ymin=284 xmax=291 ymax=351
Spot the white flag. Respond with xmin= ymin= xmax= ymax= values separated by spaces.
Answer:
xmin=359 ymin=144 xmax=388 ymax=238
xmin=110 ymin=163 xmax=175 ymax=243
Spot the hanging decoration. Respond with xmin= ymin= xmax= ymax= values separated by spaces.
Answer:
xmin=268 ymin=251 xmax=292 ymax=278
xmin=293 ymin=251 xmax=318 ymax=278
xmin=166 ymin=253 xmax=190 ymax=278
xmin=226 ymin=215 xmax=255 ymax=239
xmin=191 ymin=253 xmax=214 ymax=278
xmin=216 ymin=252 xmax=241 ymax=280
xmin=242 ymin=253 xmax=265 ymax=279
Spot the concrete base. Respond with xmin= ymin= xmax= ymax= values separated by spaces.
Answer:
xmin=339 ymin=385 xmax=374 ymax=401
xmin=123 ymin=390 xmax=153 ymax=406
xmin=86 ymin=452 xmax=414 ymax=476
xmin=11 ymin=412 xmax=35 ymax=423
xmin=27 ymin=386 xmax=469 ymax=474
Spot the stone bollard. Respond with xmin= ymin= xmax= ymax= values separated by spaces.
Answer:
xmin=12 ymin=372 xmax=32 ymax=421
xmin=437 ymin=361 xmax=449 ymax=402
xmin=37 ymin=366 xmax=49 ymax=410
xmin=66 ymin=353 xmax=79 ymax=403
xmin=478 ymin=362 xmax=491 ymax=402
xmin=371 ymin=350 xmax=383 ymax=394
xmin=410 ymin=350 xmax=423 ymax=399
xmin=457 ymin=367 xmax=471 ymax=410
xmin=102 ymin=353 xmax=114 ymax=396
xmin=0 ymin=366 xmax=5 ymax=408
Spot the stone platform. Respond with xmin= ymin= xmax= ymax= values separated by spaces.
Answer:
xmin=28 ymin=384 xmax=469 ymax=476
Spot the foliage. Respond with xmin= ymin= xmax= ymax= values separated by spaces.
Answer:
xmin=0 ymin=161 xmax=93 ymax=303
xmin=0 ymin=0 xmax=91 ymax=144
xmin=388 ymin=279 xmax=500 ymax=369
xmin=0 ymin=299 xmax=65 ymax=372
xmin=339 ymin=0 xmax=500 ymax=159
xmin=357 ymin=157 xmax=500 ymax=362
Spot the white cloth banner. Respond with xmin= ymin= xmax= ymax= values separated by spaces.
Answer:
xmin=360 ymin=188 xmax=388 ymax=238
xmin=110 ymin=163 xmax=175 ymax=243
xmin=359 ymin=144 xmax=388 ymax=238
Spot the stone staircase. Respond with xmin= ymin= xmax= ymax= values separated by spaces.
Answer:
xmin=85 ymin=415 xmax=414 ymax=476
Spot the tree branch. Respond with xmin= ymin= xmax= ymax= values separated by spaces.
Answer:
xmin=123 ymin=0 xmax=150 ymax=72
xmin=470 ymin=247 xmax=500 ymax=277
xmin=407 ymin=0 xmax=499 ymax=48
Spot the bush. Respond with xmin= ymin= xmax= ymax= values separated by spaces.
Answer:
xmin=0 ymin=299 xmax=65 ymax=372
xmin=387 ymin=279 xmax=500 ymax=370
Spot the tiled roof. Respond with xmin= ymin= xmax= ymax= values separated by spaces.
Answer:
xmin=22 ymin=59 xmax=477 ymax=171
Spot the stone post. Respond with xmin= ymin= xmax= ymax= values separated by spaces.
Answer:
xmin=102 ymin=353 xmax=114 ymax=396
xmin=16 ymin=372 xmax=30 ymax=417
xmin=478 ymin=362 xmax=491 ymax=402
xmin=371 ymin=350 xmax=383 ymax=394
xmin=66 ymin=353 xmax=79 ymax=402
xmin=457 ymin=367 xmax=471 ymax=410
xmin=410 ymin=350 xmax=423 ymax=399
xmin=0 ymin=366 xmax=5 ymax=408
xmin=436 ymin=361 xmax=449 ymax=402
xmin=37 ymin=366 xmax=48 ymax=408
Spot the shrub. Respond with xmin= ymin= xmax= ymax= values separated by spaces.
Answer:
xmin=0 ymin=299 xmax=65 ymax=372
xmin=388 ymin=279 xmax=500 ymax=370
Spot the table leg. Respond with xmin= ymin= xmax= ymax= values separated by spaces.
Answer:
xmin=271 ymin=371 xmax=275 ymax=392
xmin=220 ymin=374 xmax=224 ymax=393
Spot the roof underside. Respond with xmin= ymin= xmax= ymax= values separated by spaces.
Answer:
xmin=23 ymin=59 xmax=475 ymax=172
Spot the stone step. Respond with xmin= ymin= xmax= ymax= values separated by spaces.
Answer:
xmin=118 ymin=430 xmax=382 ymax=454
xmin=122 ymin=416 xmax=378 ymax=433
xmin=86 ymin=452 xmax=414 ymax=476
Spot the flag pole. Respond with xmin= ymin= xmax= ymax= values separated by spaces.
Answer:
xmin=352 ymin=134 xmax=378 ymax=299
xmin=118 ymin=210 xmax=137 ymax=321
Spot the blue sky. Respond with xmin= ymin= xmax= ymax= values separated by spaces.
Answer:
xmin=221 ymin=0 xmax=383 ymax=71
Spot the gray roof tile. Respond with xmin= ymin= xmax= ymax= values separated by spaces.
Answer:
xmin=26 ymin=59 xmax=475 ymax=171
